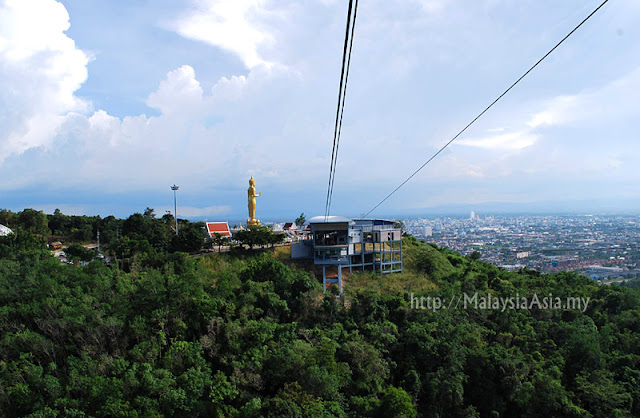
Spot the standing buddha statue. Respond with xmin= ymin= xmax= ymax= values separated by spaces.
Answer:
xmin=247 ymin=176 xmax=261 ymax=226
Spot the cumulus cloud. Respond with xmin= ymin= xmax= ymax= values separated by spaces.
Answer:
xmin=211 ymin=74 xmax=248 ymax=101
xmin=0 ymin=57 xmax=312 ymax=196
xmin=172 ymin=0 xmax=276 ymax=69
xmin=0 ymin=0 xmax=89 ymax=162
xmin=147 ymin=65 xmax=205 ymax=116
xmin=2 ymin=0 xmax=640 ymax=217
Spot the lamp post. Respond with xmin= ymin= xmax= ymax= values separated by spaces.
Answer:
xmin=171 ymin=184 xmax=179 ymax=235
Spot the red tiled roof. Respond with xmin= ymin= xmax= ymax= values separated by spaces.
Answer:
xmin=206 ymin=222 xmax=231 ymax=237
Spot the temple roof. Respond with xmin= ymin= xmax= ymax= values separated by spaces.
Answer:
xmin=205 ymin=222 xmax=231 ymax=237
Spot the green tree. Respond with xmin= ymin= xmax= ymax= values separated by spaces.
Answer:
xmin=143 ymin=207 xmax=156 ymax=218
xmin=109 ymin=236 xmax=152 ymax=259
xmin=234 ymin=226 xmax=272 ymax=249
xmin=170 ymin=221 xmax=205 ymax=253
xmin=162 ymin=211 xmax=175 ymax=225
xmin=123 ymin=212 xmax=169 ymax=252
xmin=65 ymin=243 xmax=96 ymax=262
xmin=212 ymin=233 xmax=227 ymax=252
xmin=268 ymin=231 xmax=285 ymax=248
xmin=295 ymin=213 xmax=306 ymax=228
xmin=263 ymin=383 xmax=331 ymax=417
xmin=0 ymin=229 xmax=48 ymax=259
xmin=0 ymin=208 xmax=17 ymax=227
xmin=210 ymin=371 xmax=238 ymax=417
xmin=18 ymin=209 xmax=50 ymax=236
xmin=48 ymin=208 xmax=71 ymax=236
xmin=4 ymin=207 xmax=640 ymax=418
xmin=380 ymin=386 xmax=417 ymax=418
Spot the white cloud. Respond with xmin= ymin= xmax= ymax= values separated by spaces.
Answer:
xmin=0 ymin=59 xmax=309 ymax=194
xmin=0 ymin=0 xmax=89 ymax=162
xmin=173 ymin=0 xmax=275 ymax=68
xmin=458 ymin=65 xmax=640 ymax=154
xmin=2 ymin=0 xmax=640 ymax=216
xmin=527 ymin=95 xmax=582 ymax=128
xmin=146 ymin=65 xmax=204 ymax=116
xmin=525 ymin=66 xmax=640 ymax=131
xmin=211 ymin=74 xmax=248 ymax=101
xmin=457 ymin=131 xmax=537 ymax=150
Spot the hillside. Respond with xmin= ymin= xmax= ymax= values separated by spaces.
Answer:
xmin=1 ymin=231 xmax=640 ymax=417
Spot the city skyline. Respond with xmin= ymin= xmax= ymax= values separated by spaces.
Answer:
xmin=403 ymin=213 xmax=640 ymax=280
xmin=1 ymin=0 xmax=639 ymax=219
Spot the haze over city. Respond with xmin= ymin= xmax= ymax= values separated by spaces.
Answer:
xmin=1 ymin=0 xmax=639 ymax=219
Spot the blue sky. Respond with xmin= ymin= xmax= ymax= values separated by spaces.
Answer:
xmin=1 ymin=0 xmax=639 ymax=220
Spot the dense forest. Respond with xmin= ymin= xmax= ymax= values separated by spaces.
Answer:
xmin=1 ymin=209 xmax=640 ymax=417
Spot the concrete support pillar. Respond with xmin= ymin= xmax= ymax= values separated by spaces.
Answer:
xmin=322 ymin=265 xmax=327 ymax=292
xmin=400 ymin=238 xmax=403 ymax=272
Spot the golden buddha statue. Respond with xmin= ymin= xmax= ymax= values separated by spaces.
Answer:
xmin=247 ymin=176 xmax=261 ymax=226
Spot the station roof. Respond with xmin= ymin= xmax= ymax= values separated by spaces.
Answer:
xmin=353 ymin=218 xmax=397 ymax=225
xmin=307 ymin=215 xmax=353 ymax=224
xmin=0 ymin=224 xmax=13 ymax=236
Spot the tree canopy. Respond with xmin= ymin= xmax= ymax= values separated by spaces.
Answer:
xmin=1 ymin=214 xmax=640 ymax=417
xmin=295 ymin=213 xmax=306 ymax=228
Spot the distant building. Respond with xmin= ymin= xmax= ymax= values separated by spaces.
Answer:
xmin=516 ymin=251 xmax=529 ymax=259
xmin=470 ymin=211 xmax=475 ymax=220
xmin=292 ymin=216 xmax=403 ymax=292
xmin=0 ymin=224 xmax=13 ymax=237
xmin=424 ymin=226 xmax=433 ymax=237
xmin=205 ymin=222 xmax=232 ymax=237
xmin=584 ymin=265 xmax=624 ymax=280
xmin=283 ymin=222 xmax=298 ymax=231
xmin=498 ymin=264 xmax=526 ymax=271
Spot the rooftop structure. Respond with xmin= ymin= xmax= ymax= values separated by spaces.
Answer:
xmin=0 ymin=224 xmax=13 ymax=237
xmin=205 ymin=222 xmax=232 ymax=237
xmin=283 ymin=222 xmax=298 ymax=231
xmin=293 ymin=216 xmax=403 ymax=292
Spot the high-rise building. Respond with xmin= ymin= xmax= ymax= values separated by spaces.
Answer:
xmin=470 ymin=211 xmax=475 ymax=220
xmin=424 ymin=226 xmax=433 ymax=237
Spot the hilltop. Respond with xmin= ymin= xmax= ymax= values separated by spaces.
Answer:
xmin=1 ymin=226 xmax=640 ymax=417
